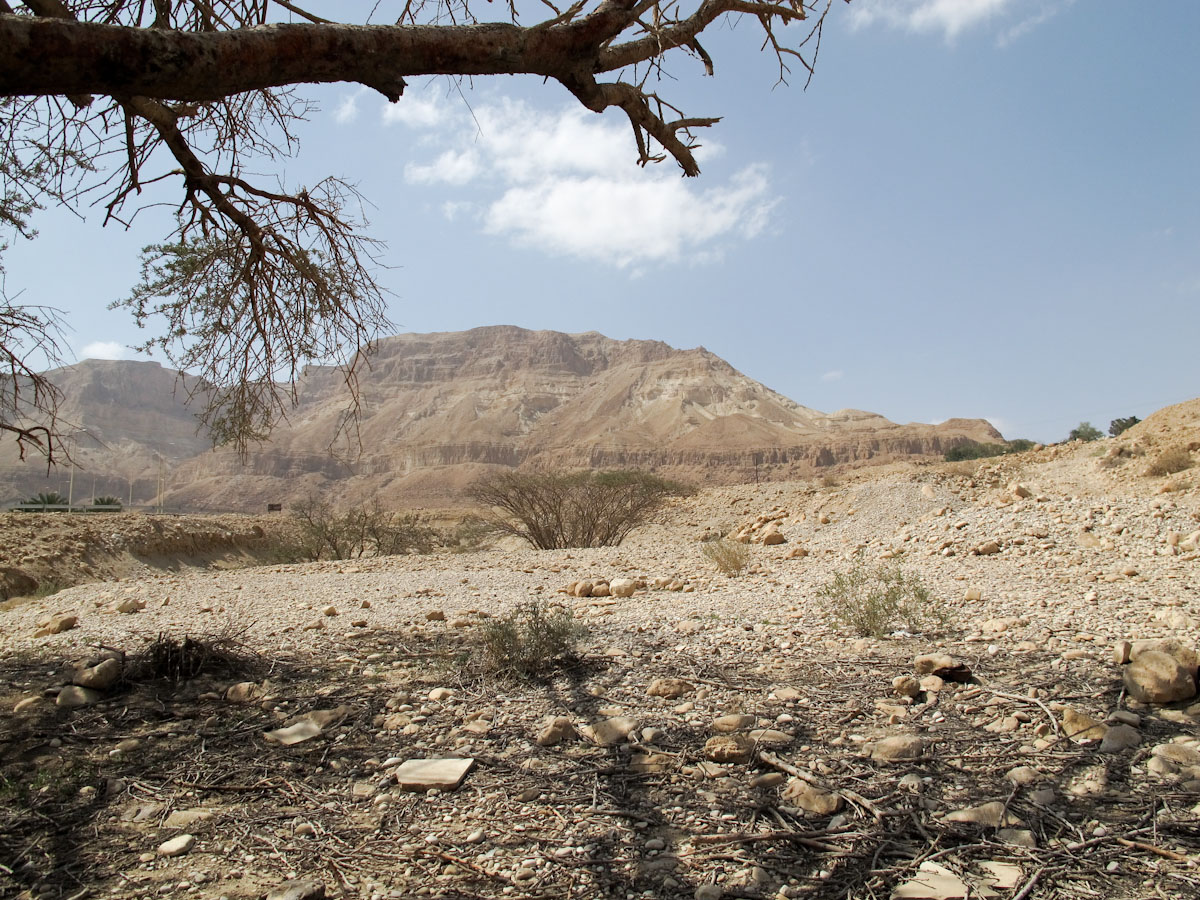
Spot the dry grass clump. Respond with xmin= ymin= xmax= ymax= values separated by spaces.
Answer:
xmin=818 ymin=557 xmax=953 ymax=638
xmin=125 ymin=630 xmax=262 ymax=683
xmin=1145 ymin=447 xmax=1193 ymax=477
xmin=701 ymin=539 xmax=751 ymax=577
xmin=478 ymin=601 xmax=586 ymax=679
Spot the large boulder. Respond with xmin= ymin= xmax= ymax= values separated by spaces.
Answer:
xmin=1124 ymin=650 xmax=1197 ymax=705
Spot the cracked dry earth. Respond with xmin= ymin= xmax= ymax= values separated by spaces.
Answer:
xmin=2 ymin=431 xmax=1199 ymax=900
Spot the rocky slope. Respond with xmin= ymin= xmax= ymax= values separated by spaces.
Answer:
xmin=3 ymin=327 xmax=1001 ymax=511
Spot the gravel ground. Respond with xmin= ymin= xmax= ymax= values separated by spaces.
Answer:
xmin=1 ymin=435 xmax=1199 ymax=900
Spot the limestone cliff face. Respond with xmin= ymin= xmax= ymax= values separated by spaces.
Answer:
xmin=1 ymin=327 xmax=1002 ymax=510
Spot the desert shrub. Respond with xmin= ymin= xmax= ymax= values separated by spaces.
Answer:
xmin=1109 ymin=416 xmax=1140 ymax=437
xmin=1068 ymin=422 xmax=1103 ymax=442
xmin=467 ymin=469 xmax=695 ymax=550
xmin=817 ymin=556 xmax=951 ymax=638
xmin=820 ymin=474 xmax=839 ymax=488
xmin=1145 ymin=448 xmax=1193 ymax=477
xmin=290 ymin=498 xmax=441 ymax=560
xmin=445 ymin=515 xmax=498 ymax=553
xmin=125 ymin=630 xmax=261 ymax=683
xmin=701 ymin=540 xmax=751 ymax=576
xmin=479 ymin=600 xmax=585 ymax=679
xmin=945 ymin=439 xmax=1036 ymax=462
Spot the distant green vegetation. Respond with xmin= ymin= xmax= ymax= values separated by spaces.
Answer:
xmin=944 ymin=438 xmax=1036 ymax=462
xmin=1109 ymin=416 xmax=1140 ymax=437
xmin=1068 ymin=422 xmax=1103 ymax=442
xmin=19 ymin=492 xmax=68 ymax=510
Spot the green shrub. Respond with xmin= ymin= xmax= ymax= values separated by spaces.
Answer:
xmin=817 ymin=557 xmax=951 ymax=638
xmin=479 ymin=600 xmax=585 ymax=679
xmin=1145 ymin=448 xmax=1192 ymax=477
xmin=92 ymin=496 xmax=122 ymax=508
xmin=20 ymin=491 xmax=67 ymax=509
xmin=1109 ymin=416 xmax=1140 ymax=437
xmin=467 ymin=469 xmax=694 ymax=550
xmin=701 ymin=540 xmax=751 ymax=577
xmin=945 ymin=438 xmax=1037 ymax=462
xmin=1068 ymin=422 xmax=1103 ymax=442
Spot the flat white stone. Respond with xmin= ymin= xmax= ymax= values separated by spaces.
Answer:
xmin=395 ymin=757 xmax=475 ymax=792
xmin=157 ymin=833 xmax=195 ymax=857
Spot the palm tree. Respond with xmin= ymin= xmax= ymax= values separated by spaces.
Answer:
xmin=23 ymin=491 xmax=68 ymax=509
xmin=92 ymin=496 xmax=122 ymax=508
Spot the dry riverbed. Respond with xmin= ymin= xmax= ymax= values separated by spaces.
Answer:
xmin=2 ymin=431 xmax=1199 ymax=900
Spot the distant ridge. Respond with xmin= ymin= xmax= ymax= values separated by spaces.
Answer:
xmin=1 ymin=327 xmax=1002 ymax=510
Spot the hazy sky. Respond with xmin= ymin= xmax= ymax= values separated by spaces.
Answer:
xmin=5 ymin=0 xmax=1198 ymax=443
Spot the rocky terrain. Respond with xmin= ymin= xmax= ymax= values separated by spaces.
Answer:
xmin=0 ymin=399 xmax=1198 ymax=900
xmin=0 ymin=327 xmax=1000 ymax=511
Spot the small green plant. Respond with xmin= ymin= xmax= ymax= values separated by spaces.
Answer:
xmin=1109 ymin=416 xmax=1140 ymax=437
xmin=817 ymin=556 xmax=951 ymax=638
xmin=1068 ymin=422 xmax=1103 ymax=442
xmin=479 ymin=600 xmax=585 ymax=679
xmin=92 ymin=496 xmax=122 ymax=508
xmin=1145 ymin=447 xmax=1192 ymax=477
xmin=701 ymin=539 xmax=751 ymax=577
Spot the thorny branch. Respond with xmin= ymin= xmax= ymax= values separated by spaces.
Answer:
xmin=0 ymin=0 xmax=842 ymax=459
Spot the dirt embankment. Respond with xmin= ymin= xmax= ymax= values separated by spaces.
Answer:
xmin=0 ymin=513 xmax=289 ymax=603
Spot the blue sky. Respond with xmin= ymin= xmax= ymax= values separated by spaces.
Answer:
xmin=4 ymin=0 xmax=1198 ymax=443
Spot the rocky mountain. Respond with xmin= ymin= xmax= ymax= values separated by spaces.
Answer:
xmin=1 ymin=326 xmax=1002 ymax=511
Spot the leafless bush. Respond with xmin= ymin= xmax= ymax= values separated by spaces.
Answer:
xmin=467 ymin=469 xmax=694 ymax=550
xmin=701 ymin=540 xmax=751 ymax=577
xmin=125 ymin=629 xmax=262 ymax=684
xmin=290 ymin=498 xmax=440 ymax=561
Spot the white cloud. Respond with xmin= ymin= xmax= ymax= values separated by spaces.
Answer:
xmin=820 ymin=369 xmax=844 ymax=383
xmin=405 ymin=149 xmax=482 ymax=186
xmin=850 ymin=0 xmax=1066 ymax=42
xmin=381 ymin=92 xmax=447 ymax=128
xmin=333 ymin=91 xmax=361 ymax=125
xmin=80 ymin=341 xmax=127 ymax=360
xmin=395 ymin=97 xmax=775 ymax=268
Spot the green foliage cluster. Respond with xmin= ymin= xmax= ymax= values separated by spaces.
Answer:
xmin=1109 ymin=416 xmax=1141 ymax=437
xmin=1068 ymin=422 xmax=1103 ymax=442
xmin=479 ymin=600 xmax=586 ymax=679
xmin=467 ymin=469 xmax=694 ymax=550
xmin=701 ymin=539 xmax=751 ymax=577
xmin=21 ymin=491 xmax=66 ymax=507
xmin=943 ymin=438 xmax=1035 ymax=462
xmin=92 ymin=496 xmax=122 ymax=508
xmin=817 ymin=556 xmax=952 ymax=638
